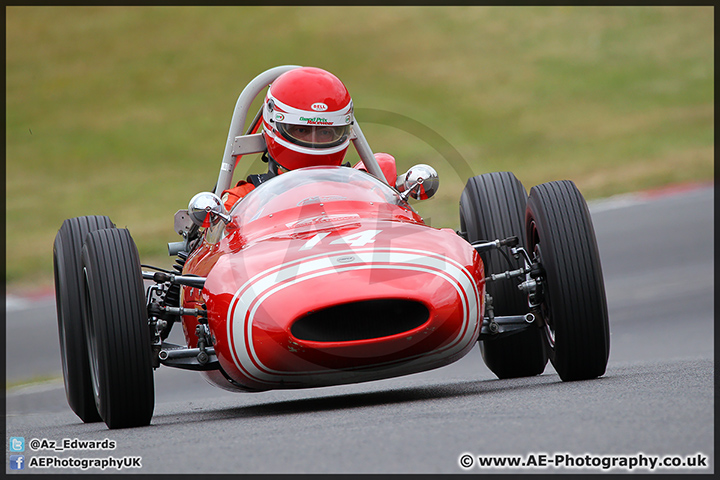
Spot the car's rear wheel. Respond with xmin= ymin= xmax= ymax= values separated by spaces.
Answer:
xmin=53 ymin=215 xmax=115 ymax=423
xmin=525 ymin=180 xmax=610 ymax=381
xmin=460 ymin=172 xmax=547 ymax=378
xmin=82 ymin=227 xmax=154 ymax=428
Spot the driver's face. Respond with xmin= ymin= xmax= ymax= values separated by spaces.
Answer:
xmin=285 ymin=125 xmax=337 ymax=144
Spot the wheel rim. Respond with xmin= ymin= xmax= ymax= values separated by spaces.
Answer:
xmin=54 ymin=250 xmax=72 ymax=389
xmin=529 ymin=220 xmax=556 ymax=350
xmin=82 ymin=267 xmax=101 ymax=406
xmin=541 ymin=303 xmax=556 ymax=349
xmin=58 ymin=308 xmax=73 ymax=389
xmin=59 ymin=318 xmax=70 ymax=381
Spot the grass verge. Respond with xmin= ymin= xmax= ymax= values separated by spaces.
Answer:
xmin=6 ymin=6 xmax=714 ymax=291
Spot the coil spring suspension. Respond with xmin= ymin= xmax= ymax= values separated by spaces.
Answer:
xmin=160 ymin=252 xmax=187 ymax=339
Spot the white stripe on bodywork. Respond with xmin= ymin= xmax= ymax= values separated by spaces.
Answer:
xmin=225 ymin=247 xmax=480 ymax=385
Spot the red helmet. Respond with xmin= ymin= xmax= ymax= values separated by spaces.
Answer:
xmin=262 ymin=67 xmax=354 ymax=172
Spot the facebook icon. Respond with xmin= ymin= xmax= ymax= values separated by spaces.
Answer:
xmin=10 ymin=455 xmax=25 ymax=470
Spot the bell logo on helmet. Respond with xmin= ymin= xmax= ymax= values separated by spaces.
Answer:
xmin=311 ymin=102 xmax=328 ymax=112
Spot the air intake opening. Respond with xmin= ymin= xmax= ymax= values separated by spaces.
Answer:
xmin=291 ymin=299 xmax=430 ymax=342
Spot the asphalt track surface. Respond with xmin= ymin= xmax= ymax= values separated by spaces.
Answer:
xmin=5 ymin=184 xmax=714 ymax=474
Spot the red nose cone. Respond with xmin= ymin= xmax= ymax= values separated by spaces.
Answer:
xmin=203 ymin=225 xmax=484 ymax=391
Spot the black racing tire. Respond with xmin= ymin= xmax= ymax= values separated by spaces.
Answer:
xmin=81 ymin=228 xmax=154 ymax=429
xmin=460 ymin=172 xmax=547 ymax=379
xmin=53 ymin=215 xmax=115 ymax=423
xmin=525 ymin=180 xmax=610 ymax=381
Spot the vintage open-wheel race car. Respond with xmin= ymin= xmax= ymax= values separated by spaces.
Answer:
xmin=53 ymin=65 xmax=609 ymax=429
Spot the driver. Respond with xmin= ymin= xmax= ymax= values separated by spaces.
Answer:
xmin=221 ymin=66 xmax=397 ymax=210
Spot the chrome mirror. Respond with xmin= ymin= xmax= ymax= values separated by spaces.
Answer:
xmin=396 ymin=164 xmax=439 ymax=201
xmin=188 ymin=192 xmax=231 ymax=227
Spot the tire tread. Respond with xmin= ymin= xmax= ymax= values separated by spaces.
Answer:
xmin=83 ymin=228 xmax=154 ymax=428
xmin=526 ymin=181 xmax=609 ymax=381
xmin=460 ymin=172 xmax=548 ymax=379
xmin=53 ymin=215 xmax=114 ymax=423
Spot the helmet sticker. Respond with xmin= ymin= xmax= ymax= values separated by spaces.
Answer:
xmin=300 ymin=116 xmax=333 ymax=125
xmin=311 ymin=102 xmax=328 ymax=112
xmin=273 ymin=111 xmax=352 ymax=126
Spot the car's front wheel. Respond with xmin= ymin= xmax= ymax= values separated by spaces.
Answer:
xmin=82 ymin=227 xmax=154 ymax=428
xmin=53 ymin=215 xmax=115 ymax=423
xmin=525 ymin=180 xmax=610 ymax=381
xmin=460 ymin=171 xmax=547 ymax=379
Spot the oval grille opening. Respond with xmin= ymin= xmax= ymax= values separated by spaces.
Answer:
xmin=291 ymin=299 xmax=430 ymax=342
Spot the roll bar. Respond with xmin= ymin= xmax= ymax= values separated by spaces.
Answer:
xmin=215 ymin=65 xmax=386 ymax=194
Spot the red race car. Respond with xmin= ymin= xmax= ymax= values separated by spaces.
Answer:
xmin=54 ymin=66 xmax=609 ymax=429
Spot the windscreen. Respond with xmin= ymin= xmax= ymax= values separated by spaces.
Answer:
xmin=229 ymin=166 xmax=405 ymax=226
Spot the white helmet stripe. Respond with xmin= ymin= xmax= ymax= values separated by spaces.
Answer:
xmin=267 ymin=91 xmax=353 ymax=118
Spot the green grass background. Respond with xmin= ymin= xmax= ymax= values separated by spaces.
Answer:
xmin=6 ymin=6 xmax=714 ymax=292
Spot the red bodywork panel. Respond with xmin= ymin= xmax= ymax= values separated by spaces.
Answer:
xmin=180 ymin=167 xmax=485 ymax=391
